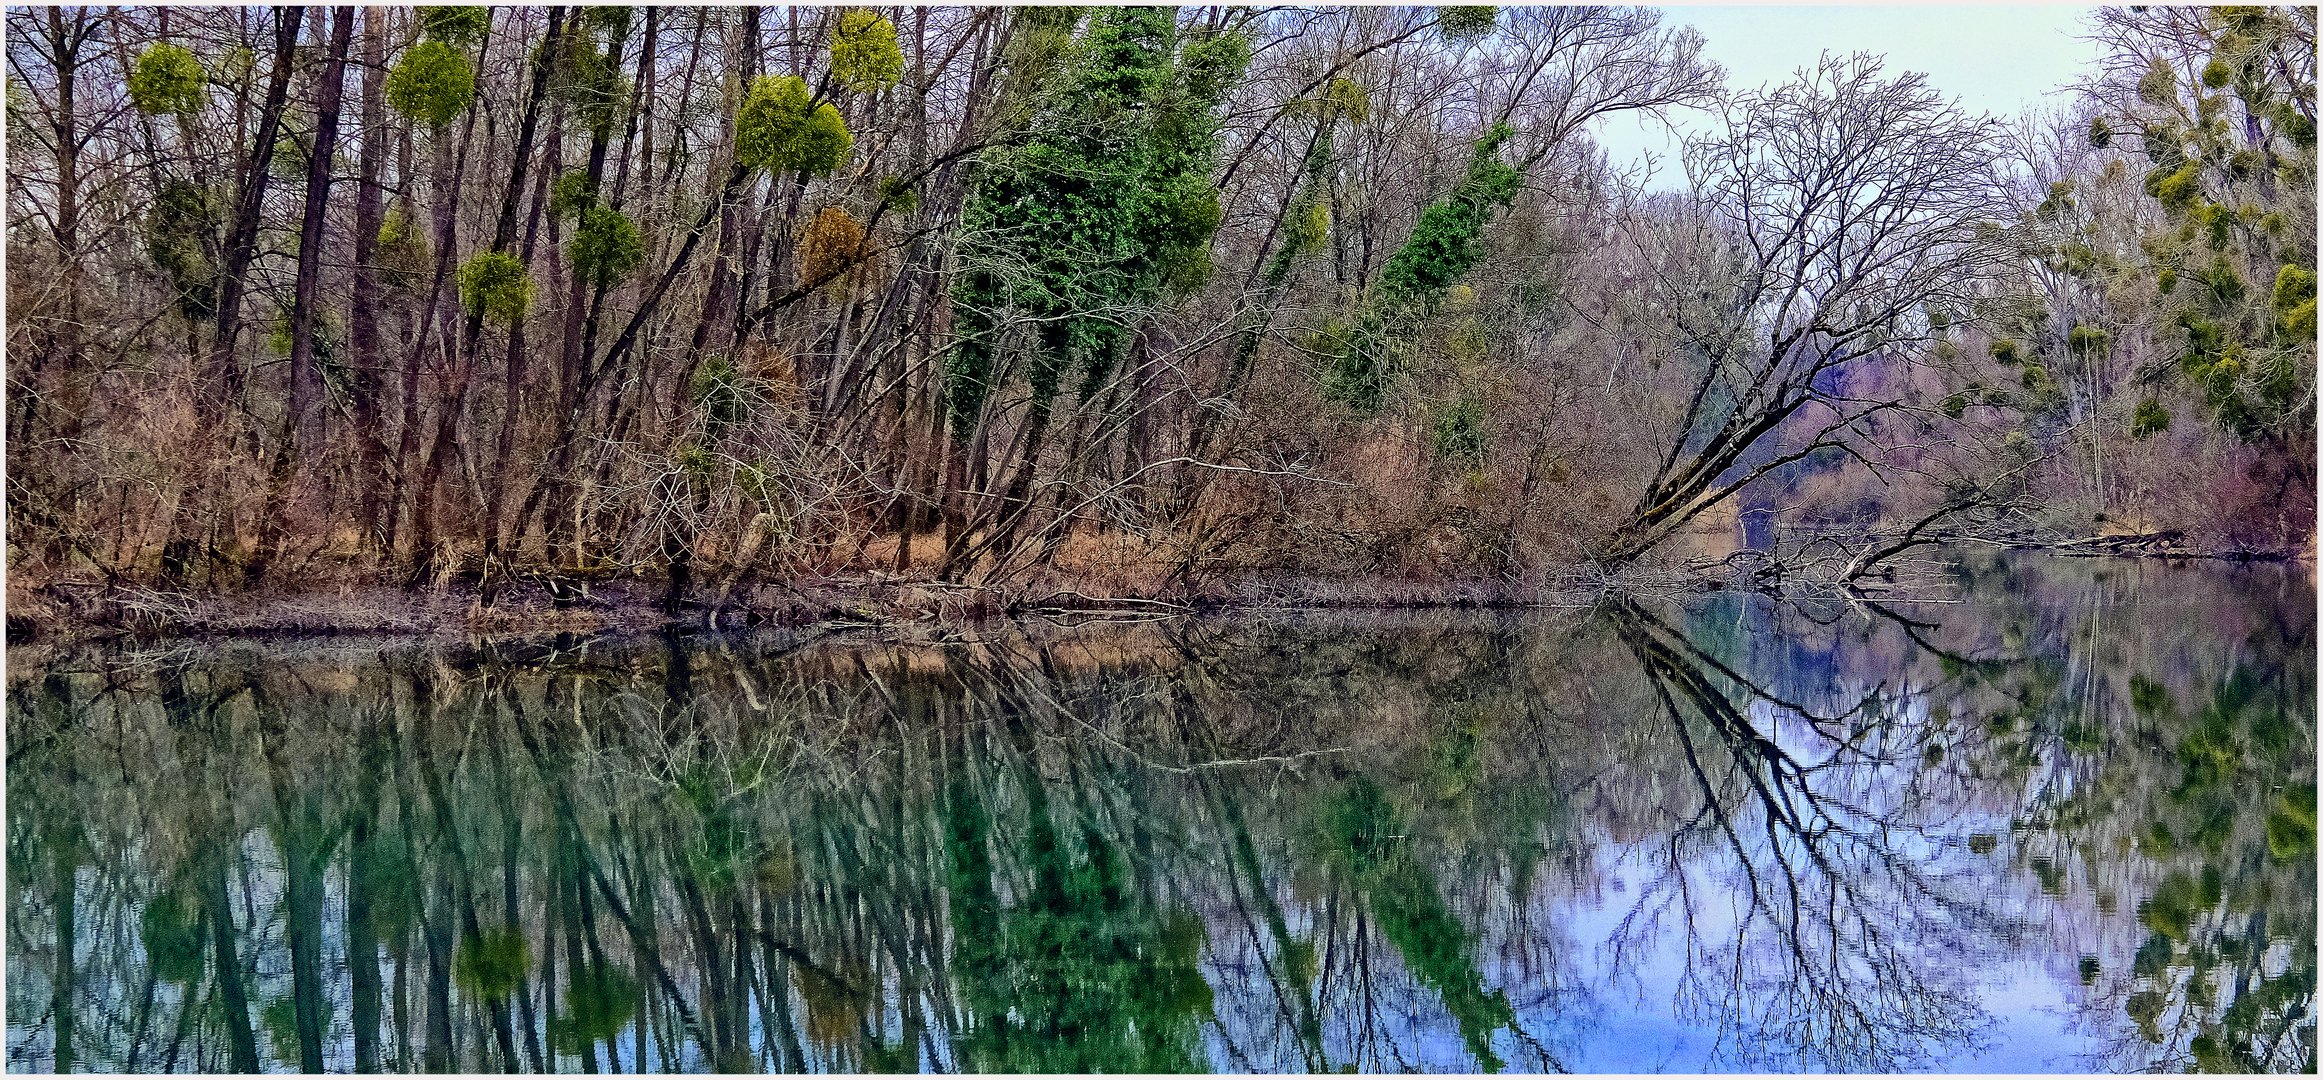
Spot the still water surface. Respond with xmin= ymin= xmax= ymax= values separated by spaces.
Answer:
xmin=6 ymin=555 xmax=2315 ymax=1073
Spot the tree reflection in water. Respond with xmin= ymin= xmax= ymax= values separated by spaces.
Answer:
xmin=5 ymin=556 xmax=2314 ymax=1073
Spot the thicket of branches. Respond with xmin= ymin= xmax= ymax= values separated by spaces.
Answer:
xmin=6 ymin=5 xmax=2313 ymax=608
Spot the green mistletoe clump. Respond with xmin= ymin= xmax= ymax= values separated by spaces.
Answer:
xmin=387 ymin=39 xmax=477 ymax=128
xmin=735 ymin=75 xmax=853 ymax=177
xmin=128 ymin=42 xmax=207 ymax=116
xmin=830 ymin=9 xmax=903 ymax=93
xmin=458 ymin=250 xmax=533 ymax=324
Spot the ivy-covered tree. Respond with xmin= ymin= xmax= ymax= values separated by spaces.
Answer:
xmin=941 ymin=8 xmax=1249 ymax=573
xmin=1323 ymin=123 xmax=1523 ymax=414
xmin=948 ymin=9 xmax=1242 ymax=439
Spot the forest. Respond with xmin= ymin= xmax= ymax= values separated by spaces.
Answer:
xmin=5 ymin=5 xmax=2316 ymax=626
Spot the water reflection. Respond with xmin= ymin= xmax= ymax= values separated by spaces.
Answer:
xmin=6 ymin=556 xmax=2314 ymax=1073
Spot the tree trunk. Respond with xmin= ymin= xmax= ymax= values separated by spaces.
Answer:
xmin=253 ymin=5 xmax=354 ymax=582
xmin=411 ymin=7 xmax=564 ymax=585
xmin=349 ymin=9 xmax=392 ymax=558
xmin=207 ymin=7 xmax=299 ymax=417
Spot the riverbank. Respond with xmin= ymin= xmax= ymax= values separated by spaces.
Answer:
xmin=3 ymin=571 xmax=1591 ymax=643
xmin=8 ymin=538 xmax=2309 ymax=643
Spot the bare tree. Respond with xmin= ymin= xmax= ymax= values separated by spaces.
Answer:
xmin=1598 ymin=54 xmax=2011 ymax=565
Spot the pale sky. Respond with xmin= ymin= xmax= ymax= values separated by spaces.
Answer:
xmin=1592 ymin=5 xmax=2104 ymax=187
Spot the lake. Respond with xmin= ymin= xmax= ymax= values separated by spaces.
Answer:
xmin=6 ymin=554 xmax=2314 ymax=1073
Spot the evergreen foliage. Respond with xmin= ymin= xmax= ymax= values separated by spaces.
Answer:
xmin=1429 ymin=396 xmax=1489 ymax=463
xmin=735 ymin=75 xmax=853 ymax=176
xmin=143 ymin=178 xmax=219 ymax=319
xmin=875 ymin=174 xmax=919 ymax=214
xmin=552 ymin=31 xmax=629 ymax=138
xmin=387 ymin=40 xmax=477 ymax=128
xmin=1436 ymin=6 xmax=1499 ymax=44
xmin=2132 ymin=397 xmax=2173 ymax=437
xmin=830 ymin=9 xmax=904 ymax=93
xmin=548 ymin=169 xmax=597 ymax=222
xmin=418 ymin=6 xmax=490 ymax=46
xmin=127 ymin=42 xmax=206 ymax=117
xmin=375 ymin=206 xmax=430 ymax=291
xmin=582 ymin=7 xmax=632 ymax=40
xmin=569 ymin=206 xmax=643 ymax=288
xmin=1323 ymin=77 xmax=1371 ymax=123
xmin=2088 ymin=6 xmax=2315 ymax=440
xmin=457 ymin=250 xmax=533 ymax=323
xmin=690 ymin=355 xmax=752 ymax=435
xmin=1325 ymin=124 xmax=1524 ymax=414
xmin=1378 ymin=125 xmax=1521 ymax=306
xmin=945 ymin=9 xmax=1249 ymax=438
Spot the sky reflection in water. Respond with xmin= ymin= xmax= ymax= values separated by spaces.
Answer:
xmin=5 ymin=554 xmax=2315 ymax=1073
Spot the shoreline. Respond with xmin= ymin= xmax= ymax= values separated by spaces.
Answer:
xmin=6 ymin=543 xmax=2309 ymax=645
xmin=4 ymin=574 xmax=1583 ymax=644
